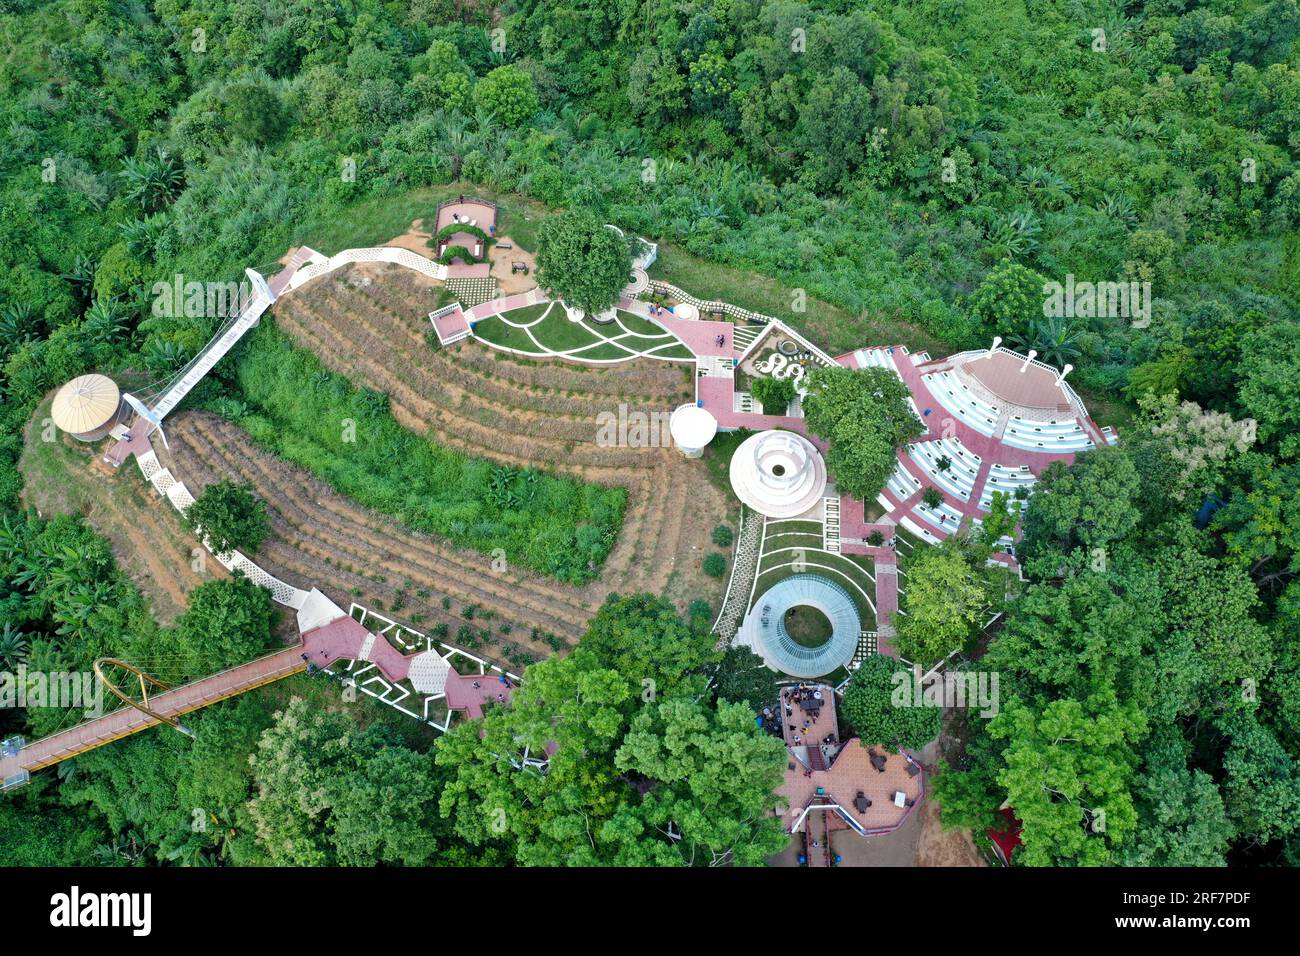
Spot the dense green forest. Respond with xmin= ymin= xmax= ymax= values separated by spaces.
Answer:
xmin=0 ymin=0 xmax=1298 ymax=866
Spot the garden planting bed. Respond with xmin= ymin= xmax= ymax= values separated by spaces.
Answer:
xmin=251 ymin=264 xmax=731 ymax=615
xmin=164 ymin=412 xmax=590 ymax=663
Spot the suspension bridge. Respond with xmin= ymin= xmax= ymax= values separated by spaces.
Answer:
xmin=103 ymin=248 xmax=315 ymax=467
xmin=4 ymin=245 xmax=519 ymax=792
xmin=1 ymin=591 xmax=517 ymax=791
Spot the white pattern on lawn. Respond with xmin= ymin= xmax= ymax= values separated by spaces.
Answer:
xmin=478 ymin=300 xmax=695 ymax=364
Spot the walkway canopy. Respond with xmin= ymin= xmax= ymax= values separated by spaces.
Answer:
xmin=741 ymin=575 xmax=860 ymax=678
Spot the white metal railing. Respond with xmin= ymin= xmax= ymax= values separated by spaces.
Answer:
xmin=287 ymin=247 xmax=449 ymax=291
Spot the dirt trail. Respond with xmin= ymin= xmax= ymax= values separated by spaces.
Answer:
xmin=19 ymin=410 xmax=215 ymax=624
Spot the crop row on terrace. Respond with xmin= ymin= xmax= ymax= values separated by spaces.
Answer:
xmin=258 ymin=263 xmax=731 ymax=612
xmin=165 ymin=412 xmax=591 ymax=660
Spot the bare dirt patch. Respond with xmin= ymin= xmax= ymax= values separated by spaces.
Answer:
xmin=19 ymin=400 xmax=220 ymax=624
xmin=914 ymin=792 xmax=986 ymax=867
xmin=488 ymin=236 xmax=538 ymax=296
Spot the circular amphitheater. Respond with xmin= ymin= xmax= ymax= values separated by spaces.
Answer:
xmin=741 ymin=574 xmax=860 ymax=678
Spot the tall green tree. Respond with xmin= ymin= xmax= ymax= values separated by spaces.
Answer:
xmin=840 ymin=654 xmax=941 ymax=750
xmin=534 ymin=210 xmax=631 ymax=316
xmin=173 ymin=574 xmax=275 ymax=673
xmin=184 ymin=480 xmax=269 ymax=555
xmin=435 ymin=599 xmax=786 ymax=866
xmin=991 ymin=691 xmax=1146 ymax=866
xmin=1018 ymin=445 xmax=1144 ymax=573
xmin=472 ymin=65 xmax=539 ymax=127
xmin=893 ymin=541 xmax=987 ymax=666
xmin=247 ymin=698 xmax=445 ymax=866
xmin=612 ymin=697 xmax=789 ymax=866
xmin=580 ymin=592 xmax=719 ymax=697
xmin=801 ymin=366 xmax=923 ymax=500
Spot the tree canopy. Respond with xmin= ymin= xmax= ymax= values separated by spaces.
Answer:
xmin=840 ymin=654 xmax=941 ymax=751
xmin=534 ymin=210 xmax=631 ymax=316
xmin=184 ymin=479 xmax=269 ymax=555
xmin=800 ymin=366 xmax=923 ymax=500
xmin=434 ymin=594 xmax=786 ymax=866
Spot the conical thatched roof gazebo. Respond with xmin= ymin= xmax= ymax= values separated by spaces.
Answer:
xmin=51 ymin=374 xmax=124 ymax=441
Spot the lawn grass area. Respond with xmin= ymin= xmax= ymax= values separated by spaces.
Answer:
xmin=844 ymin=553 xmax=878 ymax=578
xmin=759 ymin=546 xmax=877 ymax=588
xmin=760 ymin=531 xmax=824 ymax=551
xmin=894 ymin=526 xmax=925 ymax=555
xmin=647 ymin=342 xmax=695 ymax=360
xmin=783 ymin=605 xmax=834 ymax=647
xmin=570 ymin=342 xmax=638 ymax=360
xmin=470 ymin=315 xmax=539 ymax=352
xmin=499 ymin=302 xmax=551 ymax=324
xmin=863 ymin=498 xmax=887 ymax=522
xmin=288 ymin=184 xmax=551 ymax=258
xmin=612 ymin=330 xmax=674 ymax=347
xmin=649 ymin=240 xmax=951 ymax=359
xmin=473 ymin=303 xmax=695 ymax=363
xmin=702 ymin=428 xmax=752 ymax=495
xmin=291 ymin=186 xmax=456 ymax=255
xmin=530 ymin=315 xmax=602 ymax=352
xmin=233 ymin=322 xmax=625 ymax=584
xmin=765 ymin=519 xmax=824 ymax=535
xmin=616 ymin=310 xmax=672 ymax=336
xmin=492 ymin=192 xmax=551 ymax=251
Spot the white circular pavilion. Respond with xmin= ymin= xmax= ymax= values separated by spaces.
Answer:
xmin=729 ymin=429 xmax=827 ymax=518
xmin=669 ymin=403 xmax=718 ymax=458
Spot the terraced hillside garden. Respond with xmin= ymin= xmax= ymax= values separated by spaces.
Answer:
xmin=162 ymin=410 xmax=597 ymax=660
xmin=257 ymin=264 xmax=731 ymax=614
xmin=226 ymin=321 xmax=625 ymax=586
xmin=18 ymin=398 xmax=224 ymax=625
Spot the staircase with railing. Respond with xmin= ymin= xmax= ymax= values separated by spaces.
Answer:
xmin=149 ymin=294 xmax=271 ymax=420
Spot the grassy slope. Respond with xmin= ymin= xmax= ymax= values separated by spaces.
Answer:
xmin=18 ymin=399 xmax=211 ymax=625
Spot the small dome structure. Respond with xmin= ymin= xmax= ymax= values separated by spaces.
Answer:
xmin=50 ymin=374 xmax=124 ymax=441
xmin=669 ymin=403 xmax=718 ymax=458
xmin=729 ymin=429 xmax=827 ymax=518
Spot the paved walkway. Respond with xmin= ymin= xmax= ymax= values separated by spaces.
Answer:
xmin=2 ymin=607 xmax=517 ymax=786
xmin=616 ymin=296 xmax=733 ymax=357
